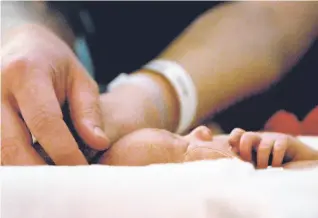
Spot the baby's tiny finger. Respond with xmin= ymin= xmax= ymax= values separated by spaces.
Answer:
xmin=239 ymin=132 xmax=261 ymax=162
xmin=257 ymin=138 xmax=274 ymax=169
xmin=272 ymin=139 xmax=288 ymax=167
xmin=229 ymin=128 xmax=245 ymax=150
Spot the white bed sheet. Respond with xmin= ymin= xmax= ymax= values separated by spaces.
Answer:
xmin=1 ymin=136 xmax=318 ymax=218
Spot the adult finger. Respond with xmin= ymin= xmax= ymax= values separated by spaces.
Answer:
xmin=1 ymin=102 xmax=45 ymax=165
xmin=68 ymin=62 xmax=109 ymax=150
xmin=239 ymin=132 xmax=261 ymax=162
xmin=256 ymin=137 xmax=274 ymax=169
xmin=14 ymin=76 xmax=88 ymax=165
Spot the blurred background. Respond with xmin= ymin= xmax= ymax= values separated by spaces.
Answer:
xmin=41 ymin=1 xmax=318 ymax=133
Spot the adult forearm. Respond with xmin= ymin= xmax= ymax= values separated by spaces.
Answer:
xmin=1 ymin=1 xmax=74 ymax=47
xmin=155 ymin=2 xmax=318 ymax=126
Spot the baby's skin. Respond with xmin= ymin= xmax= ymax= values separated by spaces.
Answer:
xmin=100 ymin=126 xmax=318 ymax=169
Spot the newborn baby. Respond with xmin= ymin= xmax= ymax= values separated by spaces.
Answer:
xmin=100 ymin=126 xmax=318 ymax=169
xmin=101 ymin=126 xmax=235 ymax=165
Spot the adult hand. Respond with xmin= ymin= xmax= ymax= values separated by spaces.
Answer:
xmin=98 ymin=71 xmax=180 ymax=146
xmin=1 ymin=24 xmax=109 ymax=165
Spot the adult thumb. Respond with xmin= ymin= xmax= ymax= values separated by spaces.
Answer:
xmin=67 ymin=62 xmax=110 ymax=150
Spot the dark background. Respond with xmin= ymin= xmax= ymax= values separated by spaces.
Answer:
xmin=50 ymin=1 xmax=317 ymax=132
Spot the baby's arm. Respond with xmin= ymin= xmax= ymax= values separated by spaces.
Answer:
xmin=228 ymin=128 xmax=318 ymax=169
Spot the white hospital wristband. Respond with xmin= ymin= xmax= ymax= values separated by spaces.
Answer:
xmin=143 ymin=60 xmax=198 ymax=134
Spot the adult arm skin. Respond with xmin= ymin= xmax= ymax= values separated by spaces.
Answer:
xmin=1 ymin=1 xmax=74 ymax=47
xmin=131 ymin=2 xmax=318 ymax=132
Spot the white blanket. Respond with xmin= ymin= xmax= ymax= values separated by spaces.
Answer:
xmin=1 ymin=137 xmax=318 ymax=218
xmin=298 ymin=136 xmax=318 ymax=150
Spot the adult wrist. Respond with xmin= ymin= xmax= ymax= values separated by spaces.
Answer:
xmin=106 ymin=57 xmax=199 ymax=134
xmin=104 ymin=70 xmax=179 ymax=132
xmin=102 ymin=71 xmax=179 ymax=133
xmin=142 ymin=60 xmax=198 ymax=134
xmin=132 ymin=69 xmax=180 ymax=132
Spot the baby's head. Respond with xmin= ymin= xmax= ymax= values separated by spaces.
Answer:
xmin=99 ymin=126 xmax=238 ymax=165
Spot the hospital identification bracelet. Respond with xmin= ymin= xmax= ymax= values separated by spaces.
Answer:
xmin=107 ymin=60 xmax=198 ymax=134
xmin=143 ymin=60 xmax=198 ymax=134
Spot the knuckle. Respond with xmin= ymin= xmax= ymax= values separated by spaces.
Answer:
xmin=2 ymin=55 xmax=33 ymax=76
xmin=279 ymin=134 xmax=291 ymax=143
xmin=29 ymin=109 xmax=62 ymax=136
xmin=242 ymin=131 xmax=256 ymax=139
xmin=1 ymin=55 xmax=42 ymax=94
xmin=1 ymin=57 xmax=32 ymax=88
xmin=275 ymin=136 xmax=290 ymax=150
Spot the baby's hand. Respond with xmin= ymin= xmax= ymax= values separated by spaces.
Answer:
xmin=228 ymin=128 xmax=318 ymax=169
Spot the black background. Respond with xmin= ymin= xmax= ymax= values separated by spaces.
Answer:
xmin=50 ymin=1 xmax=317 ymax=132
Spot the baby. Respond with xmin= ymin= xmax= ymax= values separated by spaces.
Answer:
xmin=99 ymin=126 xmax=318 ymax=169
